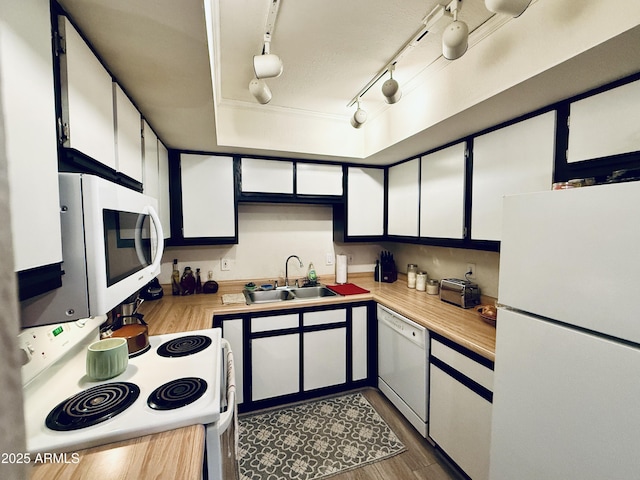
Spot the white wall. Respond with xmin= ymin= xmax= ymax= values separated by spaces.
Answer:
xmin=386 ymin=243 xmax=500 ymax=298
xmin=159 ymin=203 xmax=384 ymax=284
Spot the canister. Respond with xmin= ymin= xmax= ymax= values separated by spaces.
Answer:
xmin=407 ymin=264 xmax=418 ymax=288
xmin=426 ymin=279 xmax=439 ymax=295
xmin=416 ymin=272 xmax=427 ymax=291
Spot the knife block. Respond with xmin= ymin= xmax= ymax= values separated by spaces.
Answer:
xmin=374 ymin=261 xmax=397 ymax=283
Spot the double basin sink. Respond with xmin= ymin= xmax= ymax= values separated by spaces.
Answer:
xmin=244 ymin=285 xmax=338 ymax=305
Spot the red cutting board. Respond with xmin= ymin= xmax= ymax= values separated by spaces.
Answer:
xmin=327 ymin=283 xmax=370 ymax=295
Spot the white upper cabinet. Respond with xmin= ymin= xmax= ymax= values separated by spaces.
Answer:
xmin=114 ymin=83 xmax=142 ymax=181
xmin=388 ymin=158 xmax=419 ymax=237
xmin=58 ymin=16 xmax=116 ymax=170
xmin=142 ymin=120 xmax=158 ymax=198
xmin=420 ymin=143 xmax=466 ymax=239
xmin=567 ymin=79 xmax=640 ymax=163
xmin=296 ymin=163 xmax=343 ymax=196
xmin=181 ymin=154 xmax=236 ymax=239
xmin=472 ymin=111 xmax=555 ymax=241
xmin=241 ymin=158 xmax=293 ymax=194
xmin=347 ymin=166 xmax=384 ymax=237
xmin=1 ymin=0 xmax=62 ymax=272
xmin=157 ymin=141 xmax=170 ymax=239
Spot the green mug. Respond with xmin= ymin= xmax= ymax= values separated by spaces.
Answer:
xmin=86 ymin=338 xmax=128 ymax=380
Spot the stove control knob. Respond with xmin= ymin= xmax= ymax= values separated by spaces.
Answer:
xmin=19 ymin=342 xmax=35 ymax=366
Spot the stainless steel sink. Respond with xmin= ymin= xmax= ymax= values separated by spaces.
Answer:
xmin=288 ymin=286 xmax=338 ymax=299
xmin=243 ymin=285 xmax=338 ymax=304
xmin=244 ymin=289 xmax=295 ymax=304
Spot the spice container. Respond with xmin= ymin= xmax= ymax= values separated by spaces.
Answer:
xmin=426 ymin=279 xmax=439 ymax=295
xmin=416 ymin=272 xmax=427 ymax=292
xmin=407 ymin=264 xmax=418 ymax=288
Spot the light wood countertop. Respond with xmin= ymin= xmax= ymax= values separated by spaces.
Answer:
xmin=140 ymin=272 xmax=496 ymax=361
xmin=30 ymin=273 xmax=495 ymax=479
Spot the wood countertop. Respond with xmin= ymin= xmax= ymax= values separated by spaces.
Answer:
xmin=139 ymin=273 xmax=496 ymax=361
xmin=30 ymin=273 xmax=495 ymax=479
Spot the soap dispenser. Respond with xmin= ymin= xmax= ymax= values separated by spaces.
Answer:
xmin=307 ymin=262 xmax=318 ymax=285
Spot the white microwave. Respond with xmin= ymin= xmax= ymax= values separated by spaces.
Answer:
xmin=21 ymin=173 xmax=164 ymax=328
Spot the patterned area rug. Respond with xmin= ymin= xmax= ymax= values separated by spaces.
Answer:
xmin=237 ymin=392 xmax=406 ymax=480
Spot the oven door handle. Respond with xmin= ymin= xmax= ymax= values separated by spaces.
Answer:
xmin=218 ymin=338 xmax=236 ymax=433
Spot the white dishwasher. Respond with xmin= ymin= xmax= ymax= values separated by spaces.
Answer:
xmin=377 ymin=304 xmax=429 ymax=437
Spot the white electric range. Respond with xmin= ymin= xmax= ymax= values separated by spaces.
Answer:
xmin=20 ymin=316 xmax=236 ymax=480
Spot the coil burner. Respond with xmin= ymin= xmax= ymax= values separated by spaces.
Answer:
xmin=147 ymin=377 xmax=208 ymax=410
xmin=156 ymin=335 xmax=212 ymax=358
xmin=45 ymin=382 xmax=140 ymax=431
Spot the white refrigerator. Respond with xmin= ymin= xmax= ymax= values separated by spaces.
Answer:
xmin=489 ymin=180 xmax=640 ymax=480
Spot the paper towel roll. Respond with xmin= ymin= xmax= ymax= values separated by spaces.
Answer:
xmin=336 ymin=254 xmax=348 ymax=284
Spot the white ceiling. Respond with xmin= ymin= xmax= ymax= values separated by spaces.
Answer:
xmin=57 ymin=0 xmax=640 ymax=165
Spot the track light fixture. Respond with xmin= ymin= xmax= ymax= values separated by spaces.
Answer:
xmin=253 ymin=36 xmax=283 ymax=79
xmin=381 ymin=65 xmax=402 ymax=104
xmin=484 ymin=0 xmax=532 ymax=17
xmin=442 ymin=0 xmax=468 ymax=60
xmin=249 ymin=78 xmax=272 ymax=104
xmin=249 ymin=0 xmax=282 ymax=103
xmin=350 ymin=101 xmax=367 ymax=129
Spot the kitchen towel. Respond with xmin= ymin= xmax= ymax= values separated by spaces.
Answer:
xmin=222 ymin=293 xmax=246 ymax=305
xmin=335 ymin=254 xmax=348 ymax=284
xmin=327 ymin=283 xmax=370 ymax=295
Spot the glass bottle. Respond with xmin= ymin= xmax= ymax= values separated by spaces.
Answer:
xmin=180 ymin=266 xmax=196 ymax=295
xmin=407 ymin=264 xmax=418 ymax=288
xmin=195 ymin=268 xmax=202 ymax=294
xmin=171 ymin=259 xmax=181 ymax=295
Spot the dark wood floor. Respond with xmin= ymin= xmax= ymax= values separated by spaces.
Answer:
xmin=222 ymin=388 xmax=464 ymax=480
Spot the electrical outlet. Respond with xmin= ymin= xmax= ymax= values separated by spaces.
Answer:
xmin=325 ymin=253 xmax=334 ymax=266
xmin=466 ymin=263 xmax=476 ymax=279
xmin=221 ymin=258 xmax=231 ymax=271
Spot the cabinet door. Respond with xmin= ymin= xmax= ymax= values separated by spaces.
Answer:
xmin=114 ymin=83 xmax=142 ymax=181
xmin=471 ymin=111 xmax=555 ymax=241
xmin=157 ymin=141 xmax=171 ymax=239
xmin=297 ymin=163 xmax=343 ymax=196
xmin=303 ymin=309 xmax=347 ymax=391
xmin=420 ymin=143 xmax=465 ymax=239
xmin=568 ymin=79 xmax=640 ymax=163
xmin=252 ymin=334 xmax=300 ymax=401
xmin=2 ymin=0 xmax=62 ymax=273
xmin=304 ymin=328 xmax=346 ymax=391
xmin=59 ymin=17 xmax=116 ymax=170
xmin=352 ymin=305 xmax=368 ymax=382
xmin=429 ymin=364 xmax=492 ymax=480
xmin=387 ymin=158 xmax=419 ymax=237
xmin=346 ymin=166 xmax=384 ymax=237
xmin=180 ymin=154 xmax=236 ymax=238
xmin=241 ymin=158 xmax=293 ymax=194
xmin=142 ymin=120 xmax=158 ymax=198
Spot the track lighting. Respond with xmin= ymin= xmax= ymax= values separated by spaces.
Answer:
xmin=484 ymin=0 xmax=532 ymax=17
xmin=249 ymin=78 xmax=272 ymax=104
xmin=249 ymin=0 xmax=282 ymax=103
xmin=253 ymin=39 xmax=283 ymax=79
xmin=350 ymin=101 xmax=367 ymax=129
xmin=381 ymin=65 xmax=402 ymax=104
xmin=442 ymin=0 xmax=468 ymax=60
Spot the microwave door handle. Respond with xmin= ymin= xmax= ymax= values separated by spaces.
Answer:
xmin=133 ymin=206 xmax=165 ymax=270
xmin=147 ymin=205 xmax=164 ymax=272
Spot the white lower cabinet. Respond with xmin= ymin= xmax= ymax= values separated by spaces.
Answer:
xmin=303 ymin=308 xmax=347 ymax=391
xmin=252 ymin=334 xmax=300 ymax=401
xmin=217 ymin=303 xmax=370 ymax=409
xmin=429 ymin=337 xmax=494 ymax=480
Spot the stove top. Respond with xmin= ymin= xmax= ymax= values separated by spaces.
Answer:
xmin=22 ymin=324 xmax=223 ymax=454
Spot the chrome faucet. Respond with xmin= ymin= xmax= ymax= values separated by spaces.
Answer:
xmin=285 ymin=255 xmax=303 ymax=287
